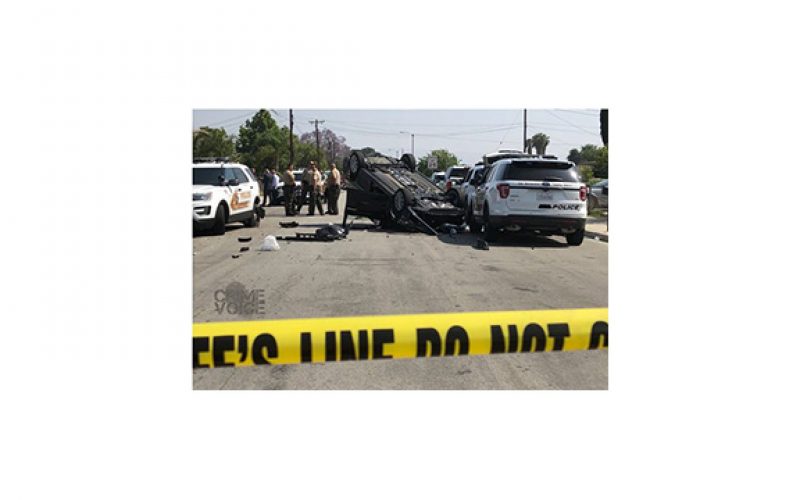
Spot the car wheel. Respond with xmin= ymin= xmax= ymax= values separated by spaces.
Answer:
xmin=483 ymin=205 xmax=498 ymax=242
xmin=389 ymin=188 xmax=413 ymax=221
xmin=400 ymin=153 xmax=416 ymax=172
xmin=211 ymin=204 xmax=227 ymax=235
xmin=467 ymin=203 xmax=482 ymax=234
xmin=244 ymin=205 xmax=260 ymax=227
xmin=349 ymin=151 xmax=367 ymax=180
xmin=566 ymin=229 xmax=585 ymax=246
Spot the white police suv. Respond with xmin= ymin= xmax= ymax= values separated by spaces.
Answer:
xmin=193 ymin=159 xmax=261 ymax=235
xmin=469 ymin=156 xmax=588 ymax=245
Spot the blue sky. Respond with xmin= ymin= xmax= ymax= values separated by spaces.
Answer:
xmin=193 ymin=109 xmax=603 ymax=165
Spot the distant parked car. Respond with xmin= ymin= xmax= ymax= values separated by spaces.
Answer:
xmin=431 ymin=171 xmax=446 ymax=189
xmin=442 ymin=165 xmax=471 ymax=205
xmin=588 ymin=179 xmax=608 ymax=211
xmin=453 ymin=165 xmax=484 ymax=208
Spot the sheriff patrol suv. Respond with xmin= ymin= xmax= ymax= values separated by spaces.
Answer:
xmin=193 ymin=159 xmax=261 ymax=235
xmin=470 ymin=156 xmax=588 ymax=245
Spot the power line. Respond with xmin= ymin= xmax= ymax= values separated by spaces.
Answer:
xmin=199 ymin=110 xmax=256 ymax=128
xmin=545 ymin=109 xmax=599 ymax=136
xmin=553 ymin=109 xmax=599 ymax=116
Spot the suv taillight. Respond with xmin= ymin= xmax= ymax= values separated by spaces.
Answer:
xmin=445 ymin=180 xmax=452 ymax=191
xmin=497 ymin=183 xmax=510 ymax=199
xmin=579 ymin=185 xmax=587 ymax=201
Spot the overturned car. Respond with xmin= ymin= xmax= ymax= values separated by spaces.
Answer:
xmin=342 ymin=150 xmax=463 ymax=234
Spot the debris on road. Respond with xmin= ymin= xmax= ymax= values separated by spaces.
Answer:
xmin=279 ymin=221 xmax=300 ymax=228
xmin=258 ymin=235 xmax=280 ymax=251
xmin=474 ymin=239 xmax=490 ymax=250
xmin=231 ymin=254 xmax=240 ymax=259
xmin=239 ymin=246 xmax=250 ymax=252
xmin=238 ymin=236 xmax=252 ymax=243
xmin=276 ymin=224 xmax=347 ymax=242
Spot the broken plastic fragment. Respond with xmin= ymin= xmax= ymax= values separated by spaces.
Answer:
xmin=258 ymin=235 xmax=280 ymax=251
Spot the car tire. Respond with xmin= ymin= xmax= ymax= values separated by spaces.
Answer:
xmin=445 ymin=189 xmax=459 ymax=206
xmin=483 ymin=205 xmax=498 ymax=242
xmin=400 ymin=153 xmax=416 ymax=172
xmin=389 ymin=188 xmax=414 ymax=221
xmin=349 ymin=151 xmax=367 ymax=180
xmin=211 ymin=203 xmax=227 ymax=235
xmin=244 ymin=205 xmax=260 ymax=227
xmin=566 ymin=229 xmax=585 ymax=246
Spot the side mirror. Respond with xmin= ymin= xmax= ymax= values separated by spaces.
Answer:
xmin=226 ymin=179 xmax=240 ymax=187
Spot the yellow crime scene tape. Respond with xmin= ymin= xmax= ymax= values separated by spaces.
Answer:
xmin=193 ymin=308 xmax=608 ymax=368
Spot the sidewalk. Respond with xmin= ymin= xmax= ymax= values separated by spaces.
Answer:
xmin=585 ymin=212 xmax=609 ymax=242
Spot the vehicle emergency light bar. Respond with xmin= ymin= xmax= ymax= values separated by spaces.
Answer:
xmin=193 ymin=157 xmax=231 ymax=164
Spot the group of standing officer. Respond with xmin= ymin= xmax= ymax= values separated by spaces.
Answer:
xmin=273 ymin=161 xmax=341 ymax=217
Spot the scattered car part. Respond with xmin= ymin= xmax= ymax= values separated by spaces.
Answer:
xmin=239 ymin=246 xmax=250 ymax=252
xmin=279 ymin=221 xmax=300 ymax=228
xmin=231 ymin=254 xmax=241 ymax=259
xmin=238 ymin=236 xmax=252 ymax=243
xmin=474 ymin=239 xmax=490 ymax=250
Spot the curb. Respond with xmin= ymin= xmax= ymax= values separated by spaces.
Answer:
xmin=585 ymin=230 xmax=608 ymax=242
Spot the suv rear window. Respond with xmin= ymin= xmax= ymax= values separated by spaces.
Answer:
xmin=502 ymin=161 xmax=580 ymax=182
xmin=448 ymin=167 xmax=469 ymax=178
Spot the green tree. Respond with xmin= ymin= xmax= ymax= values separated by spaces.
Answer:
xmin=527 ymin=133 xmax=550 ymax=155
xmin=193 ymin=127 xmax=235 ymax=160
xmin=567 ymin=148 xmax=582 ymax=164
xmin=417 ymin=149 xmax=458 ymax=177
xmin=577 ymin=144 xmax=608 ymax=179
xmin=235 ymin=109 xmax=293 ymax=176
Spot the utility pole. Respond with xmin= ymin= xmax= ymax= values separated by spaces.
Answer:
xmin=309 ymin=119 xmax=325 ymax=162
xmin=400 ymin=131 xmax=415 ymax=156
xmin=289 ymin=109 xmax=294 ymax=165
xmin=523 ymin=109 xmax=527 ymax=153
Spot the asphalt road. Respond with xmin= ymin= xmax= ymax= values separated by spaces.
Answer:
xmin=193 ymin=195 xmax=608 ymax=389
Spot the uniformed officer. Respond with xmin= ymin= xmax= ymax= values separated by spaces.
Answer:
xmin=300 ymin=163 xmax=314 ymax=208
xmin=326 ymin=163 xmax=341 ymax=215
xmin=281 ymin=165 xmax=297 ymax=216
xmin=308 ymin=163 xmax=325 ymax=216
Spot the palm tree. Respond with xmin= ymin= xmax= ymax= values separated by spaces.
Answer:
xmin=529 ymin=133 xmax=550 ymax=155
